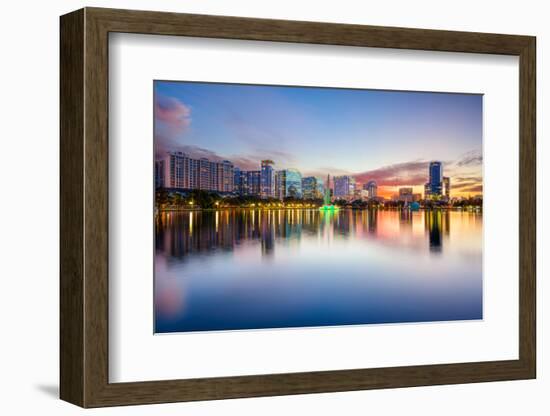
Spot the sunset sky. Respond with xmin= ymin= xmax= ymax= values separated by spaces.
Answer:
xmin=154 ymin=81 xmax=483 ymax=198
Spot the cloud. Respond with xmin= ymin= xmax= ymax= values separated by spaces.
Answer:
xmin=456 ymin=150 xmax=483 ymax=167
xmin=230 ymin=150 xmax=296 ymax=171
xmin=154 ymin=142 xmax=284 ymax=171
xmin=456 ymin=184 xmax=483 ymax=193
xmin=453 ymin=176 xmax=483 ymax=183
xmin=177 ymin=145 xmax=224 ymax=160
xmin=155 ymin=95 xmax=191 ymax=134
xmin=452 ymin=181 xmax=478 ymax=189
xmin=228 ymin=157 xmax=260 ymax=171
xmin=258 ymin=148 xmax=297 ymax=164
xmin=452 ymin=179 xmax=483 ymax=192
xmin=354 ymin=160 xmax=430 ymax=186
xmin=154 ymin=95 xmax=194 ymax=158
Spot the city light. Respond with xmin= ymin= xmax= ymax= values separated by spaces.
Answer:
xmin=155 ymin=155 xmax=481 ymax=211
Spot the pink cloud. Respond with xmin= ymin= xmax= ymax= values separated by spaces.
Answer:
xmin=231 ymin=157 xmax=261 ymax=171
xmin=457 ymin=184 xmax=483 ymax=193
xmin=155 ymin=95 xmax=191 ymax=133
xmin=354 ymin=161 xmax=430 ymax=187
xmin=456 ymin=150 xmax=482 ymax=167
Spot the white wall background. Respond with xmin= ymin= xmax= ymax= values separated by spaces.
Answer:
xmin=0 ymin=0 xmax=545 ymax=414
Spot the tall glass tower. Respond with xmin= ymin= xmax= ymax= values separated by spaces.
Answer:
xmin=365 ymin=180 xmax=377 ymax=198
xmin=429 ymin=161 xmax=443 ymax=196
xmin=260 ymin=160 xmax=275 ymax=199
xmin=276 ymin=169 xmax=303 ymax=199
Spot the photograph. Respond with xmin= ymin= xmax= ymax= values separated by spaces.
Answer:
xmin=153 ymin=80 xmax=484 ymax=334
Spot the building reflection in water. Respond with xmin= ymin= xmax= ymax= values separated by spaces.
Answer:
xmin=155 ymin=208 xmax=483 ymax=332
xmin=399 ymin=209 xmax=413 ymax=233
xmin=424 ymin=210 xmax=450 ymax=253
xmin=368 ymin=209 xmax=378 ymax=234
xmin=156 ymin=208 xmax=460 ymax=262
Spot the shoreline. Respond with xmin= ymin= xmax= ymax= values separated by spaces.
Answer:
xmin=156 ymin=206 xmax=482 ymax=212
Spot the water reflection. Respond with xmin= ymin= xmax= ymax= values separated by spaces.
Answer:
xmin=155 ymin=209 xmax=483 ymax=333
xmin=155 ymin=209 xmax=459 ymax=259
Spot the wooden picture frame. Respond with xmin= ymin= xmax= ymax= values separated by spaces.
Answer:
xmin=60 ymin=7 xmax=536 ymax=408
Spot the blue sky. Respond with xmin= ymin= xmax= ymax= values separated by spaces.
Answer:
xmin=154 ymin=80 xmax=483 ymax=197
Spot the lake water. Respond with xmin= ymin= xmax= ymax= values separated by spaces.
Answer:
xmin=154 ymin=209 xmax=483 ymax=333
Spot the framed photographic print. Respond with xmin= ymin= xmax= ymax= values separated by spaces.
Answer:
xmin=60 ymin=7 xmax=536 ymax=408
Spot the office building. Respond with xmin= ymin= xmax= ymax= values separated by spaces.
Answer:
xmin=428 ymin=161 xmax=443 ymax=196
xmin=424 ymin=182 xmax=431 ymax=199
xmin=276 ymin=169 xmax=303 ymax=199
xmin=302 ymin=176 xmax=322 ymax=199
xmin=156 ymin=151 xmax=234 ymax=192
xmin=260 ymin=160 xmax=276 ymax=199
xmin=443 ymin=176 xmax=451 ymax=199
xmin=364 ymin=180 xmax=378 ymax=199
xmin=245 ymin=170 xmax=261 ymax=196
xmin=155 ymin=160 xmax=165 ymax=189
xmin=425 ymin=161 xmax=449 ymax=199
xmin=333 ymin=175 xmax=356 ymax=199
xmin=398 ymin=187 xmax=414 ymax=203
xmin=359 ymin=189 xmax=370 ymax=201
xmin=233 ymin=167 xmax=246 ymax=194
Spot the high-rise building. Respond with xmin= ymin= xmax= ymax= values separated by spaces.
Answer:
xmin=276 ymin=169 xmax=303 ymax=199
xmin=233 ymin=167 xmax=245 ymax=193
xmin=245 ymin=171 xmax=261 ymax=196
xmin=398 ymin=187 xmax=414 ymax=203
xmin=199 ymin=157 xmax=211 ymax=190
xmin=359 ymin=189 xmax=370 ymax=201
xmin=157 ymin=151 xmax=190 ymax=189
xmin=443 ymin=176 xmax=451 ymax=199
xmin=350 ymin=177 xmax=357 ymax=196
xmin=260 ymin=160 xmax=275 ymax=199
xmin=189 ymin=158 xmax=199 ymax=189
xmin=364 ymin=180 xmax=378 ymax=199
xmin=156 ymin=151 xmax=234 ymax=192
xmin=333 ymin=176 xmax=356 ymax=199
xmin=217 ymin=160 xmax=234 ymax=192
xmin=317 ymin=179 xmax=324 ymax=198
xmin=234 ymin=168 xmax=262 ymax=196
xmin=428 ymin=161 xmax=443 ymax=196
xmin=155 ymin=160 xmax=165 ymax=189
xmin=424 ymin=182 xmax=431 ymax=199
xmin=301 ymin=176 xmax=322 ymax=199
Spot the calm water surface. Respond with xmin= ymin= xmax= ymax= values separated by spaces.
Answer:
xmin=154 ymin=209 xmax=482 ymax=333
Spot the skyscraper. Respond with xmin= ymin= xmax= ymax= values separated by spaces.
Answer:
xmin=155 ymin=160 xmax=165 ymax=189
xmin=156 ymin=151 xmax=234 ymax=192
xmin=276 ymin=169 xmax=303 ymax=199
xmin=245 ymin=171 xmax=261 ymax=196
xmin=157 ymin=151 xmax=190 ymax=189
xmin=398 ymin=187 xmax=414 ymax=203
xmin=218 ymin=160 xmax=234 ymax=192
xmin=424 ymin=182 xmax=431 ymax=199
xmin=233 ymin=167 xmax=245 ymax=193
xmin=199 ymin=157 xmax=211 ymax=190
xmin=365 ymin=180 xmax=377 ymax=199
xmin=443 ymin=176 xmax=451 ymax=199
xmin=333 ymin=176 xmax=356 ymax=199
xmin=260 ymin=160 xmax=275 ymax=199
xmin=428 ymin=161 xmax=443 ymax=196
xmin=301 ymin=176 xmax=321 ymax=199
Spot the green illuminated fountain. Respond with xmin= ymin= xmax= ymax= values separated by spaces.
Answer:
xmin=319 ymin=174 xmax=339 ymax=211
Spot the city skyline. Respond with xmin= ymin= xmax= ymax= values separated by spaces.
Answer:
xmin=155 ymin=81 xmax=483 ymax=198
xmin=154 ymin=80 xmax=483 ymax=334
xmin=156 ymin=151 xmax=470 ymax=203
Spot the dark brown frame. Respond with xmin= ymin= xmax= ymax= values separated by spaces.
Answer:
xmin=60 ymin=7 xmax=536 ymax=408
